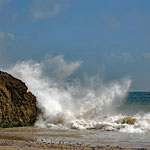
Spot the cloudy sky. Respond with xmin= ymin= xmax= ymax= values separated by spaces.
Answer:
xmin=0 ymin=0 xmax=150 ymax=91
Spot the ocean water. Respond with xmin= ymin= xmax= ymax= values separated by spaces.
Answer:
xmin=5 ymin=56 xmax=150 ymax=135
xmin=120 ymin=92 xmax=150 ymax=115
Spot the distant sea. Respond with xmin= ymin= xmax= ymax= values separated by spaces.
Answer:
xmin=121 ymin=92 xmax=150 ymax=115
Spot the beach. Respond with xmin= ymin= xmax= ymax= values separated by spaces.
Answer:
xmin=0 ymin=127 xmax=149 ymax=150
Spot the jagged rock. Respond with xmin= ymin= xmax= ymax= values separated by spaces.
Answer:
xmin=0 ymin=71 xmax=38 ymax=127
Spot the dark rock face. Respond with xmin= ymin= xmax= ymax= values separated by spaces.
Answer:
xmin=0 ymin=71 xmax=38 ymax=127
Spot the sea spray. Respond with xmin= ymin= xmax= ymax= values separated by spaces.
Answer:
xmin=7 ymin=55 xmax=150 ymax=133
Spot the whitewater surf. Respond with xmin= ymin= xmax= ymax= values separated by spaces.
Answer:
xmin=7 ymin=55 xmax=150 ymax=134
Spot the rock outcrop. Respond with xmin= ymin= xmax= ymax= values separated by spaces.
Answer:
xmin=0 ymin=71 xmax=38 ymax=127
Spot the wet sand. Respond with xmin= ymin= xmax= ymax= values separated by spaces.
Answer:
xmin=0 ymin=127 xmax=149 ymax=150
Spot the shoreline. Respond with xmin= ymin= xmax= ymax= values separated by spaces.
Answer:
xmin=0 ymin=139 xmax=145 ymax=150
xmin=0 ymin=127 xmax=149 ymax=150
xmin=0 ymin=141 xmax=143 ymax=150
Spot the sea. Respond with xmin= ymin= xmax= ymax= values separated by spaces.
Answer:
xmin=123 ymin=92 xmax=150 ymax=113
xmin=5 ymin=56 xmax=150 ymax=149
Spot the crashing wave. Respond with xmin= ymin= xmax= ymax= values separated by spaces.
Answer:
xmin=7 ymin=55 xmax=150 ymax=133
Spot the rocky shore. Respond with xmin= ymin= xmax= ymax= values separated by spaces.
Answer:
xmin=0 ymin=71 xmax=38 ymax=127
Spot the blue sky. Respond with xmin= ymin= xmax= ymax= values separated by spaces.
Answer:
xmin=0 ymin=0 xmax=150 ymax=91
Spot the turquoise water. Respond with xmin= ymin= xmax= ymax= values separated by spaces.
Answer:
xmin=121 ymin=92 xmax=150 ymax=115
xmin=127 ymin=92 xmax=150 ymax=105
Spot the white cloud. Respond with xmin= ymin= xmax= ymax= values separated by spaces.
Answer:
xmin=0 ymin=31 xmax=14 ymax=40
xmin=30 ymin=0 xmax=63 ymax=21
xmin=0 ymin=0 xmax=5 ymax=6
xmin=0 ymin=0 xmax=10 ymax=7
xmin=0 ymin=0 xmax=65 ymax=22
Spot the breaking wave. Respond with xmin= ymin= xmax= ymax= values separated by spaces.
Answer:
xmin=7 ymin=55 xmax=150 ymax=133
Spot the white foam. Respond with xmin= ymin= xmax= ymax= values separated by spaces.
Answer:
xmin=7 ymin=55 xmax=150 ymax=133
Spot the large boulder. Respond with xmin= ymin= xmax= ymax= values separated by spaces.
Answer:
xmin=0 ymin=71 xmax=38 ymax=127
